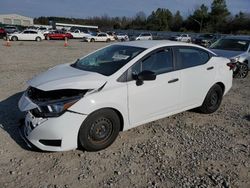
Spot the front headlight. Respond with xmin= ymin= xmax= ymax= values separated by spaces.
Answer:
xmin=230 ymin=56 xmax=240 ymax=63
xmin=31 ymin=97 xmax=81 ymax=118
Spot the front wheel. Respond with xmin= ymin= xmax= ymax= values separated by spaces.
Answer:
xmin=198 ymin=84 xmax=223 ymax=114
xmin=90 ymin=38 xmax=95 ymax=42
xmin=78 ymin=109 xmax=121 ymax=151
xmin=36 ymin=37 xmax=41 ymax=42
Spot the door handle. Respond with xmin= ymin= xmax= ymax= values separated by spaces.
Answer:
xmin=207 ymin=66 xmax=214 ymax=70
xmin=168 ymin=78 xmax=179 ymax=83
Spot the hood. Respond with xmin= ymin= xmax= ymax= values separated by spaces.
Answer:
xmin=28 ymin=63 xmax=107 ymax=91
xmin=210 ymin=49 xmax=244 ymax=59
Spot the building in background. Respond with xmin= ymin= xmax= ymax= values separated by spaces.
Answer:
xmin=0 ymin=14 xmax=33 ymax=26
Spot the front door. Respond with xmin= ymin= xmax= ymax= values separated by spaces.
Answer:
xmin=127 ymin=47 xmax=181 ymax=125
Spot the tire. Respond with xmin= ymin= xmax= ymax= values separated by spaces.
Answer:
xmin=234 ymin=63 xmax=248 ymax=78
xmin=198 ymin=84 xmax=223 ymax=114
xmin=11 ymin=36 xmax=18 ymax=41
xmin=106 ymin=38 xmax=111 ymax=42
xmin=35 ymin=37 xmax=41 ymax=42
xmin=90 ymin=38 xmax=95 ymax=42
xmin=78 ymin=109 xmax=121 ymax=151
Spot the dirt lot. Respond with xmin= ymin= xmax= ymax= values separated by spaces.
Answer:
xmin=0 ymin=39 xmax=249 ymax=188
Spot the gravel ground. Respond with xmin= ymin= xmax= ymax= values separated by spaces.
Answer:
xmin=0 ymin=39 xmax=249 ymax=188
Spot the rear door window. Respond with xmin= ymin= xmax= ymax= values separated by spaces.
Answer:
xmin=175 ymin=47 xmax=210 ymax=69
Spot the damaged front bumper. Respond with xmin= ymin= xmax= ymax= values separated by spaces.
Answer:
xmin=18 ymin=90 xmax=87 ymax=151
xmin=20 ymin=110 xmax=87 ymax=151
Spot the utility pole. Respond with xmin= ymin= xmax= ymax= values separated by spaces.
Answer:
xmin=191 ymin=17 xmax=203 ymax=33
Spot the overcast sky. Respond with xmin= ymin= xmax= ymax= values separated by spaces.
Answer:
xmin=0 ymin=0 xmax=249 ymax=18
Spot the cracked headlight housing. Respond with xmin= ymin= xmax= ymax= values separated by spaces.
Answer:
xmin=26 ymin=87 xmax=88 ymax=118
xmin=32 ymin=97 xmax=81 ymax=118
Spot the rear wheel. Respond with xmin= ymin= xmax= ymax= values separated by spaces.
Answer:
xmin=78 ymin=109 xmax=121 ymax=151
xmin=199 ymin=84 xmax=223 ymax=114
xmin=11 ymin=36 xmax=18 ymax=41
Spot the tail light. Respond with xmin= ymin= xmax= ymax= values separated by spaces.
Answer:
xmin=227 ymin=63 xmax=236 ymax=70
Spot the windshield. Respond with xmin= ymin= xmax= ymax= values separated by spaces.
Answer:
xmin=72 ymin=45 xmax=145 ymax=76
xmin=210 ymin=38 xmax=250 ymax=51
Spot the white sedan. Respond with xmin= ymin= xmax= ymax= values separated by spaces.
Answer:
xmin=68 ymin=29 xmax=92 ymax=39
xmin=135 ymin=33 xmax=153 ymax=40
xmin=8 ymin=30 xmax=45 ymax=41
xmin=171 ymin=34 xmax=192 ymax=43
xmin=85 ymin=32 xmax=115 ymax=42
xmin=18 ymin=40 xmax=232 ymax=151
xmin=117 ymin=33 xmax=129 ymax=41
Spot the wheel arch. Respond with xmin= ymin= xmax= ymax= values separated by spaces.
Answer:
xmin=243 ymin=59 xmax=248 ymax=65
xmin=11 ymin=35 xmax=18 ymax=40
xmin=77 ymin=107 xmax=124 ymax=149
xmin=215 ymin=82 xmax=225 ymax=95
xmin=79 ymin=107 xmax=124 ymax=132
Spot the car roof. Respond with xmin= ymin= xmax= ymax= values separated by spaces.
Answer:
xmin=118 ymin=40 xmax=204 ymax=49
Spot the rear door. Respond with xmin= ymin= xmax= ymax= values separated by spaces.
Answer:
xmin=127 ymin=47 xmax=181 ymax=125
xmin=174 ymin=46 xmax=216 ymax=108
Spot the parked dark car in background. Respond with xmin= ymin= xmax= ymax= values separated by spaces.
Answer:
xmin=0 ymin=28 xmax=7 ymax=39
xmin=192 ymin=34 xmax=221 ymax=47
xmin=210 ymin=36 xmax=250 ymax=78
xmin=4 ymin=25 xmax=19 ymax=34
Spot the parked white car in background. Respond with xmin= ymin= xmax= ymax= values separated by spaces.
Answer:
xmin=135 ymin=33 xmax=153 ymax=40
xmin=68 ymin=29 xmax=92 ymax=39
xmin=18 ymin=40 xmax=232 ymax=152
xmin=117 ymin=33 xmax=129 ymax=41
xmin=85 ymin=32 xmax=115 ymax=42
xmin=171 ymin=34 xmax=192 ymax=43
xmin=8 ymin=30 xmax=45 ymax=41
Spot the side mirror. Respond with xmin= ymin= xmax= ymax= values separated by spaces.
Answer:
xmin=136 ymin=70 xmax=156 ymax=86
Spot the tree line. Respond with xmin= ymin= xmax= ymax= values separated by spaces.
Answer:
xmin=34 ymin=0 xmax=250 ymax=34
